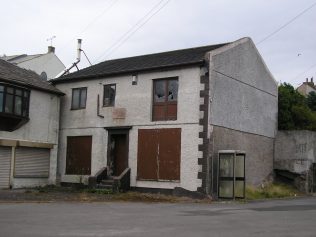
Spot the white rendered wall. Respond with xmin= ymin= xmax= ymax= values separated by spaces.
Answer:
xmin=0 ymin=90 xmax=61 ymax=188
xmin=56 ymin=66 xmax=202 ymax=191
xmin=18 ymin=53 xmax=65 ymax=79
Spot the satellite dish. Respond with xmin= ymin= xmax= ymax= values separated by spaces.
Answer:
xmin=40 ymin=71 xmax=47 ymax=81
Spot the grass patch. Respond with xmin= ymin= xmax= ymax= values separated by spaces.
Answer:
xmin=246 ymin=183 xmax=300 ymax=200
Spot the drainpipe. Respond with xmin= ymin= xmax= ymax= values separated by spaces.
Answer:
xmin=54 ymin=39 xmax=82 ymax=78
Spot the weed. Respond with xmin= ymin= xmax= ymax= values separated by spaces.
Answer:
xmin=246 ymin=183 xmax=300 ymax=200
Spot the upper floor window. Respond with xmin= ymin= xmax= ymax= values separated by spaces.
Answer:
xmin=0 ymin=83 xmax=30 ymax=117
xmin=152 ymin=78 xmax=178 ymax=121
xmin=71 ymin=87 xmax=87 ymax=110
xmin=103 ymin=84 xmax=116 ymax=107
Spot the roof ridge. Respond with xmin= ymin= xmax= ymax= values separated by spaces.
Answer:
xmin=94 ymin=42 xmax=231 ymax=66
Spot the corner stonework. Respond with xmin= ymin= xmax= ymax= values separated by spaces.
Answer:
xmin=197 ymin=69 xmax=210 ymax=194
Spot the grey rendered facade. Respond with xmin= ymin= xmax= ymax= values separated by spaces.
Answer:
xmin=0 ymin=59 xmax=63 ymax=189
xmin=53 ymin=37 xmax=277 ymax=196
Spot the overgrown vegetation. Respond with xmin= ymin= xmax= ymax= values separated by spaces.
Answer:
xmin=246 ymin=183 xmax=300 ymax=200
xmin=278 ymin=83 xmax=316 ymax=130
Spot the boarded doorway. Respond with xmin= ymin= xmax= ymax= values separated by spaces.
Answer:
xmin=66 ymin=136 xmax=92 ymax=175
xmin=137 ymin=128 xmax=181 ymax=181
xmin=106 ymin=128 xmax=130 ymax=177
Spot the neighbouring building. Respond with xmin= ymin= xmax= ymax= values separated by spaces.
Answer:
xmin=297 ymin=78 xmax=316 ymax=96
xmin=0 ymin=59 xmax=63 ymax=189
xmin=1 ymin=46 xmax=65 ymax=80
xmin=51 ymin=37 xmax=278 ymax=198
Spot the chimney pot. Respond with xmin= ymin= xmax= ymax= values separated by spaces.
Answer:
xmin=48 ymin=46 xmax=55 ymax=53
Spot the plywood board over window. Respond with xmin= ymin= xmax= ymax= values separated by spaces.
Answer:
xmin=137 ymin=128 xmax=181 ymax=181
xmin=66 ymin=136 xmax=92 ymax=175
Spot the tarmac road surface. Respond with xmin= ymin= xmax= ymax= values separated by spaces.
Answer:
xmin=0 ymin=197 xmax=315 ymax=237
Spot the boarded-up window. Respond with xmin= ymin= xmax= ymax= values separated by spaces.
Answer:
xmin=152 ymin=78 xmax=178 ymax=121
xmin=66 ymin=136 xmax=92 ymax=175
xmin=137 ymin=128 xmax=181 ymax=181
xmin=15 ymin=147 xmax=50 ymax=178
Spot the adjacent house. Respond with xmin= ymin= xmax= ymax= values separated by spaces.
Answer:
xmin=0 ymin=59 xmax=63 ymax=189
xmin=52 ymin=37 xmax=278 ymax=197
xmin=297 ymin=78 xmax=316 ymax=96
xmin=1 ymin=46 xmax=65 ymax=80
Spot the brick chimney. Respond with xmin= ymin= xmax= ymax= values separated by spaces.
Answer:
xmin=48 ymin=46 xmax=55 ymax=53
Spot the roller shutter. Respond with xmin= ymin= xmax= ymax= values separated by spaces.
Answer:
xmin=0 ymin=146 xmax=11 ymax=189
xmin=15 ymin=147 xmax=50 ymax=178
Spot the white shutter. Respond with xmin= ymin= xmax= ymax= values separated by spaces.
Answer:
xmin=0 ymin=146 xmax=11 ymax=189
xmin=15 ymin=147 xmax=50 ymax=178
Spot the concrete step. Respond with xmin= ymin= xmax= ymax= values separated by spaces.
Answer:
xmin=101 ymin=180 xmax=114 ymax=185
xmin=96 ymin=184 xmax=113 ymax=189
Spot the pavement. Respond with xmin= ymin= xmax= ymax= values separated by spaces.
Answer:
xmin=0 ymin=197 xmax=315 ymax=237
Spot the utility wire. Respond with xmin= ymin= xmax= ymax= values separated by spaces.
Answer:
xmin=94 ymin=0 xmax=172 ymax=63
xmin=292 ymin=63 xmax=316 ymax=81
xmin=59 ymin=0 xmax=120 ymax=51
xmin=257 ymin=2 xmax=316 ymax=45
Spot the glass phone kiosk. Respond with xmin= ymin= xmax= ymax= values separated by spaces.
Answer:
xmin=218 ymin=150 xmax=246 ymax=199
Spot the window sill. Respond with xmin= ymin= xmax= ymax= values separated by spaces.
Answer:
xmin=70 ymin=108 xmax=86 ymax=111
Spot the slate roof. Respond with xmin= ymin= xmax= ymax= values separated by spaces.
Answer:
xmin=0 ymin=59 xmax=63 ymax=95
xmin=52 ymin=42 xmax=229 ymax=83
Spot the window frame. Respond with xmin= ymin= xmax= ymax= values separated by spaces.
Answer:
xmin=103 ymin=84 xmax=116 ymax=107
xmin=71 ymin=87 xmax=87 ymax=110
xmin=152 ymin=77 xmax=178 ymax=121
xmin=0 ymin=83 xmax=30 ymax=118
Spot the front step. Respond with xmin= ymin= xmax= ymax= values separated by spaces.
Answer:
xmin=101 ymin=179 xmax=114 ymax=186
xmin=96 ymin=183 xmax=113 ymax=190
xmin=95 ymin=178 xmax=115 ymax=190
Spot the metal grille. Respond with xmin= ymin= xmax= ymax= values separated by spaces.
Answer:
xmin=15 ymin=147 xmax=50 ymax=178
xmin=0 ymin=146 xmax=11 ymax=189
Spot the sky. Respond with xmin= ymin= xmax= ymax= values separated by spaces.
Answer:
xmin=1 ymin=0 xmax=316 ymax=87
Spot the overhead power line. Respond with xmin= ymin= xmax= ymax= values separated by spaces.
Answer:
xmin=257 ymin=2 xmax=316 ymax=45
xmin=60 ymin=0 xmax=120 ymax=51
xmin=94 ymin=0 xmax=172 ymax=63
xmin=292 ymin=63 xmax=316 ymax=81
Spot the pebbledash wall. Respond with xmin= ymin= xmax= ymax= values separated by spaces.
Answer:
xmin=55 ymin=67 xmax=203 ymax=191
xmin=0 ymin=89 xmax=60 ymax=188
xmin=204 ymin=38 xmax=278 ymax=195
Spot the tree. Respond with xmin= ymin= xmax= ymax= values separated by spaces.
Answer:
xmin=278 ymin=83 xmax=316 ymax=130
xmin=307 ymin=91 xmax=316 ymax=112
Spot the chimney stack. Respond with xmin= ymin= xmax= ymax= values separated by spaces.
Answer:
xmin=48 ymin=46 xmax=55 ymax=53
xmin=311 ymin=77 xmax=314 ymax=84
xmin=77 ymin=39 xmax=82 ymax=61
xmin=306 ymin=78 xmax=308 ymax=83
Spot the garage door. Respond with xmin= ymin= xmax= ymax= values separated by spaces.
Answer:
xmin=0 ymin=146 xmax=11 ymax=189
xmin=15 ymin=147 xmax=50 ymax=178
xmin=137 ymin=128 xmax=181 ymax=181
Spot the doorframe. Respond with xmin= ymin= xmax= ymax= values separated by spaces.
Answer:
xmin=105 ymin=126 xmax=131 ymax=175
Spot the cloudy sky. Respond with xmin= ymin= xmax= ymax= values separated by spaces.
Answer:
xmin=1 ymin=0 xmax=316 ymax=86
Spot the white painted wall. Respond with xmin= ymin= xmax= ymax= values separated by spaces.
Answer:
xmin=56 ymin=66 xmax=202 ymax=191
xmin=18 ymin=53 xmax=65 ymax=79
xmin=0 ymin=89 xmax=61 ymax=188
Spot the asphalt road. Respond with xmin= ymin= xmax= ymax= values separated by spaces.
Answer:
xmin=0 ymin=197 xmax=315 ymax=237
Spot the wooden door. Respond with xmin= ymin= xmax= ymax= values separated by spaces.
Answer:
xmin=112 ymin=134 xmax=128 ymax=176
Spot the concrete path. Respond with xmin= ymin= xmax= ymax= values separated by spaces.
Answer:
xmin=0 ymin=197 xmax=315 ymax=237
